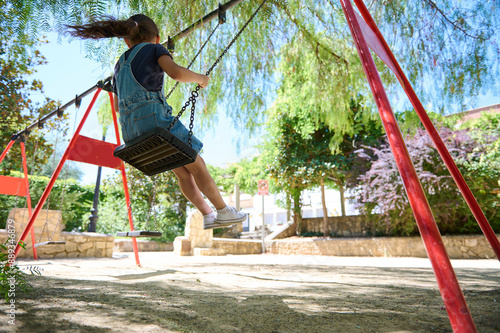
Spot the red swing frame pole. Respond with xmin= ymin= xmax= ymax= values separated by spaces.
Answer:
xmin=0 ymin=140 xmax=15 ymax=164
xmin=108 ymin=91 xmax=141 ymax=267
xmin=340 ymin=0 xmax=477 ymax=332
xmin=0 ymin=139 xmax=38 ymax=258
xmin=14 ymin=89 xmax=102 ymax=258
xmin=20 ymin=142 xmax=38 ymax=259
xmin=353 ymin=0 xmax=500 ymax=261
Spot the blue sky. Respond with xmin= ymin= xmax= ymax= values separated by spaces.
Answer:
xmin=32 ymin=32 xmax=500 ymax=185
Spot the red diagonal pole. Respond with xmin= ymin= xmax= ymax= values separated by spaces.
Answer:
xmin=14 ymin=89 xmax=102 ymax=258
xmin=353 ymin=0 xmax=500 ymax=261
xmin=0 ymin=140 xmax=15 ymax=164
xmin=340 ymin=0 xmax=477 ymax=332
xmin=108 ymin=91 xmax=141 ymax=267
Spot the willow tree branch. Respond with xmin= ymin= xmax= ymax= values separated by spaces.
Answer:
xmin=423 ymin=0 xmax=485 ymax=40
xmin=272 ymin=1 xmax=349 ymax=67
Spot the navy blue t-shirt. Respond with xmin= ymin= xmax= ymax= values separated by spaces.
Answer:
xmin=113 ymin=43 xmax=172 ymax=94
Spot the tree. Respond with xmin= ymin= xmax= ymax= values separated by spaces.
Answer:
xmin=0 ymin=1 xmax=60 ymax=175
xmin=354 ymin=116 xmax=500 ymax=236
xmin=208 ymin=156 xmax=267 ymax=197
xmin=6 ymin=0 xmax=498 ymax=142
xmin=263 ymin=94 xmax=384 ymax=236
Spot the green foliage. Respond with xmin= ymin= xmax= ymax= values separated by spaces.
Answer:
xmin=96 ymin=94 xmax=114 ymax=137
xmin=0 ymin=172 xmax=94 ymax=231
xmin=97 ymin=165 xmax=188 ymax=242
xmin=208 ymin=156 xmax=267 ymax=196
xmin=7 ymin=0 xmax=497 ymax=149
xmin=0 ymin=1 xmax=63 ymax=175
xmin=0 ymin=240 xmax=40 ymax=303
xmin=355 ymin=114 xmax=500 ymax=236
xmin=373 ymin=0 xmax=500 ymax=111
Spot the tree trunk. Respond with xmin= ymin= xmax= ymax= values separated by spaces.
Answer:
xmin=292 ymin=189 xmax=302 ymax=235
xmin=286 ymin=194 xmax=291 ymax=223
xmin=339 ymin=183 xmax=346 ymax=217
xmin=321 ymin=177 xmax=329 ymax=237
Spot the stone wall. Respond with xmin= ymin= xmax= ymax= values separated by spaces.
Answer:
xmin=1 ymin=208 xmax=114 ymax=258
xmin=114 ymin=239 xmax=173 ymax=252
xmin=301 ymin=215 xmax=373 ymax=237
xmin=8 ymin=208 xmax=65 ymax=253
xmin=212 ymin=238 xmax=263 ymax=255
xmin=174 ymin=211 xmax=222 ymax=256
xmin=267 ymin=235 xmax=500 ymax=259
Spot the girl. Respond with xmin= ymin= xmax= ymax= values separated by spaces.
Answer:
xmin=67 ymin=14 xmax=246 ymax=229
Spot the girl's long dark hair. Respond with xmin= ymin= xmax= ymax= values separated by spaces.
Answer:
xmin=66 ymin=14 xmax=159 ymax=44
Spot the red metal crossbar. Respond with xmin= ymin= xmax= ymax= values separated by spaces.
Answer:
xmin=341 ymin=0 xmax=477 ymax=331
xmin=0 ymin=175 xmax=28 ymax=196
xmin=67 ymin=135 xmax=121 ymax=169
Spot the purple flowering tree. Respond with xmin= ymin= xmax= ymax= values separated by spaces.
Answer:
xmin=354 ymin=123 xmax=500 ymax=236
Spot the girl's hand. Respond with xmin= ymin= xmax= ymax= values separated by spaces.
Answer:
xmin=198 ymin=75 xmax=209 ymax=88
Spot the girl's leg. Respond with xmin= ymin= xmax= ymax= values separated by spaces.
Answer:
xmin=183 ymin=155 xmax=226 ymax=210
xmin=171 ymin=165 xmax=214 ymax=215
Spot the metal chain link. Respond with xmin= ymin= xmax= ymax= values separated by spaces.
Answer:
xmin=145 ymin=176 xmax=159 ymax=231
xmin=166 ymin=22 xmax=221 ymax=100
xmin=168 ymin=0 xmax=268 ymax=146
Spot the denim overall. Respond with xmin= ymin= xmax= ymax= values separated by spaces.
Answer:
xmin=115 ymin=43 xmax=203 ymax=153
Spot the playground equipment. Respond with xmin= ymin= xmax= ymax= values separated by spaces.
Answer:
xmin=0 ymin=134 xmax=38 ymax=258
xmin=2 ymin=1 xmax=499 ymax=331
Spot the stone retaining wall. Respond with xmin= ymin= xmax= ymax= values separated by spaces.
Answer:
xmin=114 ymin=239 xmax=173 ymax=252
xmin=0 ymin=230 xmax=114 ymax=258
xmin=267 ymin=235 xmax=500 ymax=259
xmin=0 ymin=208 xmax=114 ymax=258
xmin=212 ymin=238 xmax=263 ymax=255
xmin=301 ymin=215 xmax=373 ymax=237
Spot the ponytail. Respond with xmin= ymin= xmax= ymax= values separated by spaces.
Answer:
xmin=66 ymin=14 xmax=159 ymax=44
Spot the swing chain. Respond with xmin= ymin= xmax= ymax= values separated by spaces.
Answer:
xmin=206 ymin=0 xmax=268 ymax=77
xmin=167 ymin=86 xmax=200 ymax=146
xmin=167 ymin=0 xmax=268 ymax=146
xmin=188 ymin=88 xmax=199 ymax=146
xmin=145 ymin=176 xmax=159 ymax=231
xmin=165 ymin=22 xmax=221 ymax=100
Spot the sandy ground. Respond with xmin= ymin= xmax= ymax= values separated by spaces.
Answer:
xmin=1 ymin=253 xmax=499 ymax=333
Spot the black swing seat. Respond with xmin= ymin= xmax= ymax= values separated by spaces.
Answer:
xmin=113 ymin=127 xmax=198 ymax=176
xmin=116 ymin=230 xmax=163 ymax=237
xmin=34 ymin=241 xmax=66 ymax=248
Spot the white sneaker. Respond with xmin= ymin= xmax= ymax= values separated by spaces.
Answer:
xmin=203 ymin=212 xmax=220 ymax=230
xmin=215 ymin=206 xmax=247 ymax=224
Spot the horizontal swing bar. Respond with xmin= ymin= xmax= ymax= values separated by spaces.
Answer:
xmin=162 ymin=0 xmax=247 ymax=49
xmin=116 ymin=231 xmax=162 ymax=237
xmin=12 ymin=77 xmax=112 ymax=140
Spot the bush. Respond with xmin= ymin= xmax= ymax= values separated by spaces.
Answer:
xmin=97 ymin=167 xmax=188 ymax=242
xmin=354 ymin=123 xmax=500 ymax=236
xmin=0 ymin=239 xmax=41 ymax=303
xmin=0 ymin=172 xmax=94 ymax=231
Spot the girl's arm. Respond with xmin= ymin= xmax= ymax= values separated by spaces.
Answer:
xmin=158 ymin=55 xmax=209 ymax=88
xmin=113 ymin=93 xmax=119 ymax=113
